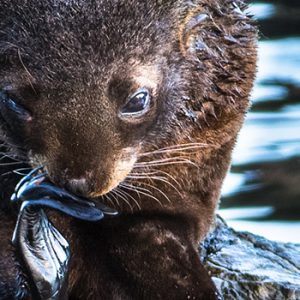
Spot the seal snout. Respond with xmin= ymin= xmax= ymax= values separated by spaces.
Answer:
xmin=65 ymin=178 xmax=90 ymax=197
xmin=53 ymin=169 xmax=112 ymax=198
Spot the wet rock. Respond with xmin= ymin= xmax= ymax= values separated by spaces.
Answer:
xmin=201 ymin=216 xmax=300 ymax=300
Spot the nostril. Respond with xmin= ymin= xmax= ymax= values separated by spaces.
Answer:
xmin=65 ymin=178 xmax=90 ymax=197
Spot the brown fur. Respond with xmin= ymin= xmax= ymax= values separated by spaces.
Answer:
xmin=0 ymin=0 xmax=257 ymax=299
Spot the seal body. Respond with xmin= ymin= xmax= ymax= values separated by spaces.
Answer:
xmin=0 ymin=0 xmax=257 ymax=299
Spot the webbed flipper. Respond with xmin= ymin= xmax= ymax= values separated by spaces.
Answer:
xmin=11 ymin=167 xmax=118 ymax=299
xmin=12 ymin=206 xmax=69 ymax=300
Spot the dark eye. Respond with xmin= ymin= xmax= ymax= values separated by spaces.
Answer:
xmin=119 ymin=88 xmax=151 ymax=118
xmin=0 ymin=92 xmax=32 ymax=122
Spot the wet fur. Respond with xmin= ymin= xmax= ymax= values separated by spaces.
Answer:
xmin=0 ymin=0 xmax=257 ymax=299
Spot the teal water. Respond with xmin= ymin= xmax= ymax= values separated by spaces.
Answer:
xmin=219 ymin=2 xmax=300 ymax=243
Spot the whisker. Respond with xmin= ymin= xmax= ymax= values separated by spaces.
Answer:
xmin=117 ymin=187 xmax=142 ymax=210
xmin=135 ymin=156 xmax=198 ymax=167
xmin=104 ymin=194 xmax=117 ymax=208
xmin=129 ymin=171 xmax=161 ymax=176
xmin=122 ymin=181 xmax=142 ymax=201
xmin=119 ymin=182 xmax=141 ymax=199
xmin=0 ymin=140 xmax=26 ymax=152
xmin=116 ymin=187 xmax=140 ymax=210
xmin=0 ymin=170 xmax=13 ymax=177
xmin=149 ymin=169 xmax=182 ymax=189
xmin=129 ymin=169 xmax=181 ymax=189
xmin=0 ymin=161 xmax=26 ymax=166
xmin=113 ymin=188 xmax=134 ymax=211
xmin=127 ymin=174 xmax=182 ymax=198
xmin=137 ymin=181 xmax=171 ymax=203
xmin=135 ymin=156 xmax=190 ymax=165
xmin=0 ymin=153 xmax=27 ymax=162
xmin=109 ymin=190 xmax=120 ymax=207
xmin=122 ymin=183 xmax=150 ymax=193
xmin=139 ymin=143 xmax=210 ymax=157
xmin=12 ymin=170 xmax=31 ymax=176
xmin=134 ymin=160 xmax=198 ymax=169
xmin=13 ymin=167 xmax=33 ymax=172
xmin=120 ymin=182 xmax=163 ymax=207
xmin=127 ymin=174 xmax=161 ymax=179
xmin=141 ymin=142 xmax=209 ymax=151
xmin=13 ymin=171 xmax=28 ymax=176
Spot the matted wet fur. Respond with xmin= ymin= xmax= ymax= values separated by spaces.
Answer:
xmin=0 ymin=0 xmax=257 ymax=299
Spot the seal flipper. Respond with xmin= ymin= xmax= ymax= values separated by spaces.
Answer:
xmin=12 ymin=207 xmax=70 ymax=300
xmin=11 ymin=169 xmax=119 ymax=299
xmin=11 ymin=170 xmax=118 ymax=219
xmin=21 ymin=198 xmax=104 ymax=222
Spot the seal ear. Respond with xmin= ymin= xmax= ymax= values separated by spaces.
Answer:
xmin=178 ymin=9 xmax=209 ymax=56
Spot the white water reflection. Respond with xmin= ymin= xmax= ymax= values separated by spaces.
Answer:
xmin=219 ymin=207 xmax=300 ymax=243
xmin=219 ymin=207 xmax=274 ymax=219
xmin=247 ymin=3 xmax=276 ymax=20
xmin=226 ymin=37 xmax=300 ymax=166
xmin=257 ymin=38 xmax=300 ymax=84
xmin=252 ymin=85 xmax=288 ymax=103
xmin=219 ymin=206 xmax=300 ymax=243
xmin=225 ymin=220 xmax=300 ymax=244
xmin=222 ymin=36 xmax=300 ymax=179
xmin=222 ymin=173 xmax=246 ymax=197
xmin=220 ymin=5 xmax=300 ymax=243
xmin=232 ymin=111 xmax=300 ymax=165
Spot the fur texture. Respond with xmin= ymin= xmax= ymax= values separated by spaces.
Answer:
xmin=0 ymin=0 xmax=257 ymax=299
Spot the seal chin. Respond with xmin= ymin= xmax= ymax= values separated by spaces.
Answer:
xmin=89 ymin=184 xmax=117 ymax=198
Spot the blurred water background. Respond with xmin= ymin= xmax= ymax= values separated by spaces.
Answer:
xmin=219 ymin=0 xmax=300 ymax=243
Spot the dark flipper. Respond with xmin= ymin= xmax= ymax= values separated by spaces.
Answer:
xmin=10 ymin=167 xmax=118 ymax=299
xmin=12 ymin=207 xmax=70 ymax=300
xmin=11 ymin=171 xmax=118 ymax=220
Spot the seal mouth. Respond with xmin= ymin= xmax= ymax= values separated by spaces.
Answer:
xmin=11 ymin=167 xmax=119 ymax=221
xmin=10 ymin=167 xmax=119 ymax=299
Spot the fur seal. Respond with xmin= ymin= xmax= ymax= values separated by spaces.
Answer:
xmin=0 ymin=0 xmax=257 ymax=299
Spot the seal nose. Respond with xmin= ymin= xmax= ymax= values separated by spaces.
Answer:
xmin=65 ymin=178 xmax=90 ymax=197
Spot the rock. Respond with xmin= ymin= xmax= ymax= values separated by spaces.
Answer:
xmin=201 ymin=216 xmax=300 ymax=300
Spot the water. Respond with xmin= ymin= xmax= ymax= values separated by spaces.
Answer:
xmin=219 ymin=1 xmax=300 ymax=244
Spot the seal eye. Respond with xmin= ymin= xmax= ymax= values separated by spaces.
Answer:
xmin=120 ymin=88 xmax=150 ymax=118
xmin=0 ymin=92 xmax=32 ymax=122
